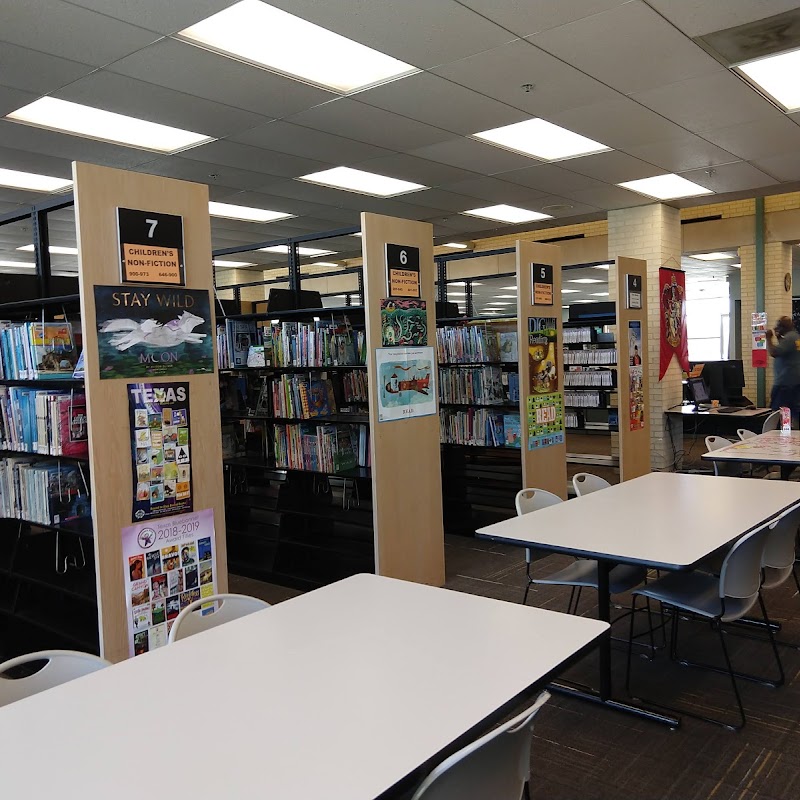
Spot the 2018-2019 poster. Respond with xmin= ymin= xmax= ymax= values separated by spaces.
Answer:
xmin=94 ymin=285 xmax=214 ymax=379
xmin=123 ymin=508 xmax=217 ymax=657
xmin=129 ymin=381 xmax=192 ymax=522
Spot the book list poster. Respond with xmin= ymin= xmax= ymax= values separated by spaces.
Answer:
xmin=123 ymin=508 xmax=217 ymax=657
xmin=129 ymin=381 xmax=193 ymax=522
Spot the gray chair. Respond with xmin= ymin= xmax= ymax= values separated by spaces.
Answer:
xmin=704 ymin=435 xmax=743 ymax=477
xmin=168 ymin=593 xmax=270 ymax=643
xmin=410 ymin=692 xmax=550 ymax=800
xmin=626 ymin=524 xmax=777 ymax=730
xmin=762 ymin=410 xmax=781 ymax=433
xmin=572 ymin=472 xmax=611 ymax=497
xmin=516 ymin=488 xmax=646 ymax=612
xmin=737 ymin=429 xmax=757 ymax=441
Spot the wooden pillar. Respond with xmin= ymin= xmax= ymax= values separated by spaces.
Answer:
xmin=361 ymin=212 xmax=445 ymax=586
xmin=73 ymin=162 xmax=226 ymax=662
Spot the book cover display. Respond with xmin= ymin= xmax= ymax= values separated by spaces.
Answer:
xmin=376 ymin=346 xmax=437 ymax=422
xmin=94 ymin=286 xmax=213 ymax=379
xmin=380 ymin=298 xmax=427 ymax=347
xmin=526 ymin=392 xmax=565 ymax=451
xmin=528 ymin=317 xmax=559 ymax=394
xmin=628 ymin=321 xmax=645 ymax=431
xmin=128 ymin=382 xmax=193 ymax=522
xmin=122 ymin=508 xmax=217 ymax=656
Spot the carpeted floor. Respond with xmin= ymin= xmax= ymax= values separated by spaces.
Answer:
xmin=231 ymin=534 xmax=800 ymax=800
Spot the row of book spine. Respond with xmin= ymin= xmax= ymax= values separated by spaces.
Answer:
xmin=436 ymin=326 xmax=501 ymax=364
xmin=273 ymin=423 xmax=368 ymax=473
xmin=563 ymin=348 xmax=617 ymax=365
xmin=438 ymin=366 xmax=510 ymax=405
xmin=270 ymin=376 xmax=336 ymax=419
xmin=0 ymin=387 xmax=88 ymax=457
xmin=563 ymin=371 xmax=615 ymax=387
xmin=563 ymin=390 xmax=608 ymax=408
xmin=563 ymin=327 xmax=594 ymax=344
xmin=0 ymin=456 xmax=91 ymax=525
xmin=440 ymin=408 xmax=521 ymax=448
xmin=0 ymin=321 xmax=79 ymax=380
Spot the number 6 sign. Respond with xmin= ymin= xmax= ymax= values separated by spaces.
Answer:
xmin=386 ymin=243 xmax=421 ymax=298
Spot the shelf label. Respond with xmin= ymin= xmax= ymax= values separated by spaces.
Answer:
xmin=531 ymin=262 xmax=553 ymax=306
xmin=626 ymin=274 xmax=642 ymax=310
xmin=118 ymin=207 xmax=185 ymax=286
xmin=386 ymin=243 xmax=421 ymax=298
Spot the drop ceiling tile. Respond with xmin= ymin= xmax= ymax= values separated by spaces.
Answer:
xmin=496 ymin=163 xmax=606 ymax=194
xmin=424 ymin=213 xmax=503 ymax=234
xmin=54 ymin=71 xmax=268 ymax=139
xmin=136 ymin=157 xmax=270 ymax=192
xmin=629 ymin=70 xmax=781 ymax=134
xmin=259 ymin=0 xmax=516 ymax=68
xmin=529 ymin=0 xmax=720 ymax=95
xmin=176 ymin=140 xmax=330 ymax=179
xmin=285 ymin=99 xmax=454 ymax=152
xmin=0 ymin=119 xmax=158 ymax=169
xmin=0 ymin=0 xmax=159 ymax=66
xmin=0 ymin=44 xmax=95 ymax=95
xmin=565 ymin=151 xmax=661 ymax=183
xmin=646 ymin=0 xmax=800 ymax=37
xmin=750 ymin=152 xmax=800 ymax=182
xmin=410 ymin=138 xmax=542 ymax=174
xmin=624 ymin=133 xmax=740 ymax=173
xmin=529 ymin=196 xmax=602 ymax=219
xmin=549 ymin=96 xmax=692 ymax=149
xmin=109 ymin=39 xmax=333 ymax=119
xmin=680 ymin=161 xmax=777 ymax=193
xmin=397 ymin=189 xmax=483 ymax=213
xmin=216 ymin=190 xmax=350 ymax=219
xmin=456 ymin=0 xmax=629 ymax=36
xmin=431 ymin=39 xmax=622 ymax=118
xmin=354 ymin=72 xmax=527 ymax=136
xmin=64 ymin=0 xmax=238 ymax=34
xmin=701 ymin=115 xmax=800 ymax=161
xmin=440 ymin=176 xmax=548 ymax=205
xmin=0 ymin=145 xmax=72 ymax=180
xmin=566 ymin=184 xmax=656 ymax=211
xmin=350 ymin=154 xmax=478 ymax=187
xmin=0 ymin=85 xmax=39 ymax=119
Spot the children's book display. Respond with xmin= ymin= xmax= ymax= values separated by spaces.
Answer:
xmin=0 ymin=321 xmax=79 ymax=379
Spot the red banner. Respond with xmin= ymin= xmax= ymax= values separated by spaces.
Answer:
xmin=659 ymin=267 xmax=689 ymax=380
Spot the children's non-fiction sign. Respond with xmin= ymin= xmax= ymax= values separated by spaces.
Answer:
xmin=129 ymin=381 xmax=192 ymax=522
xmin=94 ymin=286 xmax=213 ymax=379
xmin=117 ymin=207 xmax=185 ymax=286
xmin=528 ymin=317 xmax=559 ymax=394
xmin=531 ymin=263 xmax=554 ymax=306
xmin=385 ymin=243 xmax=421 ymax=298
xmin=628 ymin=321 xmax=645 ymax=431
xmin=380 ymin=298 xmax=427 ymax=346
xmin=123 ymin=508 xmax=216 ymax=657
xmin=626 ymin=274 xmax=643 ymax=310
xmin=376 ymin=346 xmax=436 ymax=421
xmin=526 ymin=392 xmax=564 ymax=450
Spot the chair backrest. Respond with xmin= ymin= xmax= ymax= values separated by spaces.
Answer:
xmin=762 ymin=410 xmax=781 ymax=433
xmin=705 ymin=435 xmax=733 ymax=452
xmin=0 ymin=650 xmax=111 ymax=707
xmin=705 ymin=435 xmax=742 ymax=477
xmin=737 ymin=429 xmax=757 ymax=441
xmin=762 ymin=509 xmax=800 ymax=572
xmin=515 ymin=488 xmax=562 ymax=516
xmin=410 ymin=692 xmax=550 ymax=800
xmin=168 ymin=593 xmax=270 ymax=643
xmin=719 ymin=526 xmax=770 ymax=604
xmin=572 ymin=473 xmax=611 ymax=497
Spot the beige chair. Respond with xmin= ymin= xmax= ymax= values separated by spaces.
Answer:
xmin=168 ymin=593 xmax=270 ymax=643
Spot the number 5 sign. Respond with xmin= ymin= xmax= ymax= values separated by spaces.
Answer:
xmin=117 ymin=207 xmax=185 ymax=286
xmin=386 ymin=243 xmax=421 ymax=298
xmin=531 ymin=262 xmax=554 ymax=306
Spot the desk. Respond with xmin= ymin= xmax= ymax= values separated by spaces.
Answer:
xmin=666 ymin=404 xmax=773 ymax=439
xmin=477 ymin=472 xmax=800 ymax=727
xmin=0 ymin=573 xmax=607 ymax=800
xmin=702 ymin=430 xmax=800 ymax=479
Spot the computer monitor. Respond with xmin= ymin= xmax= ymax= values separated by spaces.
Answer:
xmin=687 ymin=377 xmax=710 ymax=405
xmin=692 ymin=360 xmax=746 ymax=404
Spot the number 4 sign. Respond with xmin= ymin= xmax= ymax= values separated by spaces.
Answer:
xmin=117 ymin=207 xmax=185 ymax=286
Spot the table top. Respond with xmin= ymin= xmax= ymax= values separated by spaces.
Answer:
xmin=477 ymin=472 xmax=800 ymax=570
xmin=701 ymin=430 xmax=800 ymax=465
xmin=0 ymin=573 xmax=607 ymax=800
xmin=666 ymin=404 xmax=772 ymax=417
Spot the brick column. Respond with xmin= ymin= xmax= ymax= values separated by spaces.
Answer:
xmin=608 ymin=204 xmax=683 ymax=471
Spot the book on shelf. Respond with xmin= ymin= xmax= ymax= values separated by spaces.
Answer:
xmin=563 ymin=371 xmax=615 ymax=387
xmin=499 ymin=332 xmax=518 ymax=362
xmin=439 ymin=408 xmax=518 ymax=448
xmin=436 ymin=325 xmax=501 ymax=364
xmin=438 ymin=365 xmax=509 ymax=405
xmin=273 ymin=422 xmax=368 ymax=473
xmin=0 ymin=321 xmax=80 ymax=380
xmin=226 ymin=319 xmax=258 ymax=368
xmin=504 ymin=414 xmax=521 ymax=448
xmin=563 ymin=348 xmax=617 ymax=365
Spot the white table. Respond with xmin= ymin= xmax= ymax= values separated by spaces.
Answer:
xmin=476 ymin=472 xmax=800 ymax=727
xmin=702 ymin=430 xmax=800 ymax=477
xmin=0 ymin=573 xmax=607 ymax=800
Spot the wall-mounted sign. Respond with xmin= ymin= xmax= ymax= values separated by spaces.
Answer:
xmin=386 ymin=243 xmax=421 ymax=298
xmin=531 ymin=263 xmax=554 ymax=306
xmin=118 ymin=207 xmax=185 ymax=286
xmin=626 ymin=274 xmax=643 ymax=310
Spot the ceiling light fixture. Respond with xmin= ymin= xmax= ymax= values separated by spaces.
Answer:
xmin=298 ymin=166 xmax=426 ymax=197
xmin=560 ymin=289 xmax=581 ymax=294
xmin=447 ymin=281 xmax=483 ymax=287
xmin=0 ymin=168 xmax=72 ymax=193
xmin=208 ymin=201 xmax=294 ymax=223
xmin=213 ymin=259 xmax=256 ymax=267
xmin=494 ymin=295 xmax=517 ymax=299
xmin=591 ymin=292 xmax=610 ymax=297
xmin=737 ymin=48 xmax=800 ymax=112
xmin=568 ymin=278 xmax=603 ymax=284
xmin=7 ymin=97 xmax=214 ymax=154
xmin=0 ymin=260 xmax=35 ymax=268
xmin=462 ymin=204 xmax=552 ymax=224
xmin=260 ymin=245 xmax=336 ymax=256
xmin=618 ymin=174 xmax=713 ymax=200
xmin=442 ymin=242 xmax=469 ymax=249
xmin=474 ymin=118 xmax=611 ymax=161
xmin=691 ymin=252 xmax=735 ymax=261
xmin=308 ymin=261 xmax=340 ymax=268
xmin=592 ymin=264 xmax=612 ymax=270
xmin=179 ymin=0 xmax=418 ymax=93
xmin=17 ymin=244 xmax=78 ymax=255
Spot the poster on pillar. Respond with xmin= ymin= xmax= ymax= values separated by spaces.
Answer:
xmin=751 ymin=312 xmax=768 ymax=369
xmin=628 ymin=321 xmax=645 ymax=431
xmin=658 ymin=268 xmax=689 ymax=380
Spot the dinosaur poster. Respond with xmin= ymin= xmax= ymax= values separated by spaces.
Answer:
xmin=128 ymin=381 xmax=193 ymax=522
xmin=94 ymin=286 xmax=214 ymax=379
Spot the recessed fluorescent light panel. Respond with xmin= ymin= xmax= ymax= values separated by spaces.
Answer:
xmin=591 ymin=292 xmax=610 ymax=297
xmin=691 ymin=252 xmax=734 ymax=261
xmin=0 ymin=260 xmax=34 ymax=268
xmin=7 ymin=97 xmax=213 ymax=154
xmin=179 ymin=0 xmax=418 ymax=93
xmin=17 ymin=244 xmax=78 ymax=255
xmin=442 ymin=242 xmax=469 ymax=249
xmin=309 ymin=262 xmax=339 ymax=268
xmin=474 ymin=118 xmax=611 ymax=161
xmin=299 ymin=167 xmax=425 ymax=197
xmin=593 ymin=264 xmax=612 ymax=270
xmin=213 ymin=259 xmax=256 ymax=267
xmin=0 ymin=168 xmax=72 ymax=192
xmin=561 ymin=289 xmax=581 ymax=294
xmin=568 ymin=278 xmax=603 ymax=284
xmin=462 ymin=205 xmax=552 ymax=224
xmin=259 ymin=245 xmax=336 ymax=256
xmin=618 ymin=174 xmax=713 ymax=200
xmin=208 ymin=202 xmax=293 ymax=223
xmin=737 ymin=49 xmax=800 ymax=112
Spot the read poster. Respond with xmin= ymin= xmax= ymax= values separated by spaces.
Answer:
xmin=94 ymin=286 xmax=213 ymax=379
xmin=123 ymin=508 xmax=217 ymax=657
xmin=528 ymin=317 xmax=559 ymax=394
xmin=628 ymin=321 xmax=645 ymax=431
xmin=129 ymin=381 xmax=192 ymax=522
xmin=376 ymin=346 xmax=437 ymax=422
xmin=526 ymin=392 xmax=565 ymax=450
